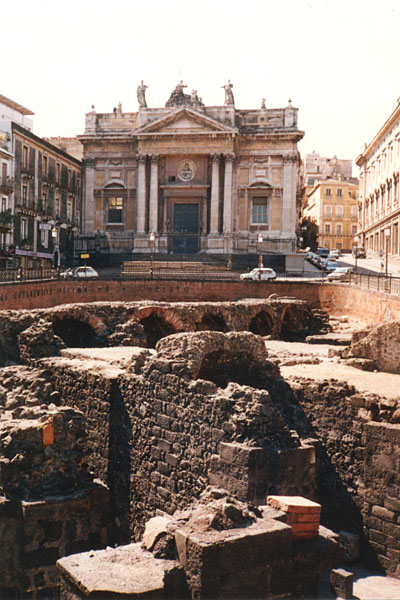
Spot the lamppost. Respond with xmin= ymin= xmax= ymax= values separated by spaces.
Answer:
xmin=257 ymin=233 xmax=263 ymax=268
xmin=354 ymin=235 xmax=359 ymax=275
xmin=51 ymin=226 xmax=59 ymax=273
xmin=149 ymin=231 xmax=155 ymax=277
xmin=385 ymin=227 xmax=391 ymax=277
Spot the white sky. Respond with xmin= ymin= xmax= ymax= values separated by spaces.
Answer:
xmin=3 ymin=0 xmax=400 ymax=169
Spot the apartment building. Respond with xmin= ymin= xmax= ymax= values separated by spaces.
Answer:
xmin=357 ymin=98 xmax=400 ymax=257
xmin=302 ymin=179 xmax=359 ymax=252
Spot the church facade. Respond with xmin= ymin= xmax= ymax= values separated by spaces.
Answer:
xmin=79 ymin=83 xmax=304 ymax=260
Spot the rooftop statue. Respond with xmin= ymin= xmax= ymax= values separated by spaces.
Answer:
xmin=165 ymin=81 xmax=204 ymax=108
xmin=137 ymin=80 xmax=148 ymax=108
xmin=222 ymin=80 xmax=235 ymax=106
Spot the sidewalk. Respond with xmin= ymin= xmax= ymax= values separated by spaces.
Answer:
xmin=338 ymin=253 xmax=400 ymax=276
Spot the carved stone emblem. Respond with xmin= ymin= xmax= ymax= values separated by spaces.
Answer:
xmin=177 ymin=160 xmax=196 ymax=182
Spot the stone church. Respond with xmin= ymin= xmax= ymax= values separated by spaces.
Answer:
xmin=79 ymin=82 xmax=304 ymax=260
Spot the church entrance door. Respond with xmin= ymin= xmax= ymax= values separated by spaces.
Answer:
xmin=172 ymin=203 xmax=199 ymax=254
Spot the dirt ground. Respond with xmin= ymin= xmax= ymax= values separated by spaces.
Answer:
xmin=265 ymin=315 xmax=400 ymax=400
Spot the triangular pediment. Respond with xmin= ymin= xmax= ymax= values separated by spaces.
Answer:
xmin=136 ymin=107 xmax=237 ymax=135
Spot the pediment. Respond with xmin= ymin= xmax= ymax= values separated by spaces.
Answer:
xmin=136 ymin=107 xmax=237 ymax=136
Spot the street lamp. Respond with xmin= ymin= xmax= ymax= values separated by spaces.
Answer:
xmin=257 ymin=233 xmax=263 ymax=268
xmin=384 ymin=227 xmax=391 ymax=277
xmin=354 ymin=235 xmax=359 ymax=275
xmin=51 ymin=226 xmax=59 ymax=270
xmin=149 ymin=231 xmax=155 ymax=276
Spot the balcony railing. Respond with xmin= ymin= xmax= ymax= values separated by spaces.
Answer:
xmin=0 ymin=176 xmax=14 ymax=193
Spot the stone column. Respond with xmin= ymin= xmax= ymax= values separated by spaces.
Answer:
xmin=136 ymin=154 xmax=146 ymax=233
xmin=282 ymin=153 xmax=298 ymax=237
xmin=149 ymin=154 xmax=159 ymax=233
xmin=223 ymin=153 xmax=234 ymax=233
xmin=210 ymin=154 xmax=220 ymax=234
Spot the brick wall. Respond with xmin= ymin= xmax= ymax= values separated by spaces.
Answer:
xmin=4 ymin=279 xmax=400 ymax=325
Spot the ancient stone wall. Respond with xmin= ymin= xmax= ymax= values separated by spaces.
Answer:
xmin=363 ymin=422 xmax=400 ymax=577
xmin=0 ymin=487 xmax=109 ymax=599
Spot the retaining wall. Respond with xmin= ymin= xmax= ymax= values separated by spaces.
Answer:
xmin=4 ymin=279 xmax=400 ymax=325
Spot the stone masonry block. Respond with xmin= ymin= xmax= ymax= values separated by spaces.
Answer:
xmin=330 ymin=568 xmax=353 ymax=600
xmin=371 ymin=505 xmax=395 ymax=522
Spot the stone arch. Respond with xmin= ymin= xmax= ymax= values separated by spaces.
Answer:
xmin=249 ymin=310 xmax=274 ymax=336
xmin=140 ymin=315 xmax=176 ymax=348
xmin=136 ymin=307 xmax=184 ymax=348
xmin=197 ymin=348 xmax=267 ymax=388
xmin=195 ymin=313 xmax=228 ymax=332
xmin=51 ymin=308 xmax=107 ymax=348
xmin=52 ymin=318 xmax=106 ymax=348
xmin=280 ymin=304 xmax=309 ymax=341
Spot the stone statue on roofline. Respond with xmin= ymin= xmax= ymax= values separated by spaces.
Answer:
xmin=137 ymin=80 xmax=148 ymax=108
xmin=221 ymin=80 xmax=234 ymax=106
xmin=165 ymin=81 xmax=204 ymax=108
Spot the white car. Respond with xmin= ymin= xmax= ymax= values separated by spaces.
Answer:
xmin=327 ymin=266 xmax=354 ymax=281
xmin=71 ymin=266 xmax=99 ymax=279
xmin=240 ymin=268 xmax=277 ymax=281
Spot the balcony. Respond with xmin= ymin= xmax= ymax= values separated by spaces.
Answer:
xmin=0 ymin=176 xmax=14 ymax=194
xmin=21 ymin=165 xmax=34 ymax=179
xmin=0 ymin=209 xmax=13 ymax=230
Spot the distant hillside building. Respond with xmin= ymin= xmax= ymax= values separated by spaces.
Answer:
xmin=79 ymin=83 xmax=304 ymax=263
xmin=356 ymin=98 xmax=400 ymax=258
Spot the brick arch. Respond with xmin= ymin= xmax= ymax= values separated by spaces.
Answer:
xmin=195 ymin=312 xmax=228 ymax=332
xmin=248 ymin=310 xmax=274 ymax=336
xmin=50 ymin=308 xmax=107 ymax=348
xmin=135 ymin=306 xmax=184 ymax=348
xmin=280 ymin=303 xmax=310 ymax=341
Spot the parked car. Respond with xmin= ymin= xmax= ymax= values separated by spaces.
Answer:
xmin=70 ymin=266 xmax=99 ymax=279
xmin=317 ymin=247 xmax=330 ymax=259
xmin=327 ymin=266 xmax=354 ymax=281
xmin=323 ymin=261 xmax=339 ymax=273
xmin=352 ymin=247 xmax=366 ymax=258
xmin=240 ymin=268 xmax=277 ymax=281
xmin=328 ymin=249 xmax=340 ymax=260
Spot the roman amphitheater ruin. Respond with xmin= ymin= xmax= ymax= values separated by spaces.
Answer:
xmin=1 ymin=277 xmax=400 ymax=599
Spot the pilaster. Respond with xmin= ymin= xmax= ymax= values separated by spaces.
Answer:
xmin=149 ymin=154 xmax=159 ymax=233
xmin=282 ymin=153 xmax=298 ymax=237
xmin=223 ymin=153 xmax=234 ymax=233
xmin=136 ymin=154 xmax=147 ymax=234
xmin=210 ymin=154 xmax=220 ymax=234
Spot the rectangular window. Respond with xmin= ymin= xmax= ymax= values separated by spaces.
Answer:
xmin=23 ymin=146 xmax=28 ymax=169
xmin=40 ymin=228 xmax=49 ymax=248
xmin=336 ymin=205 xmax=343 ymax=218
xmin=108 ymin=197 xmax=123 ymax=223
xmin=336 ymin=223 xmax=342 ymax=235
xmin=43 ymin=155 xmax=48 ymax=176
xmin=21 ymin=218 xmax=28 ymax=240
xmin=22 ymin=184 xmax=28 ymax=205
xmin=324 ymin=205 xmax=332 ymax=218
xmin=67 ymin=199 xmax=72 ymax=221
xmin=325 ymin=188 xmax=332 ymax=196
xmin=336 ymin=188 xmax=342 ymax=197
xmin=324 ymin=223 xmax=331 ymax=234
xmin=351 ymin=224 xmax=357 ymax=235
xmin=56 ymin=163 xmax=61 ymax=184
xmin=252 ymin=197 xmax=268 ymax=224
xmin=2 ymin=197 xmax=7 ymax=211
xmin=55 ymin=195 xmax=60 ymax=217
xmin=351 ymin=206 xmax=358 ymax=218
